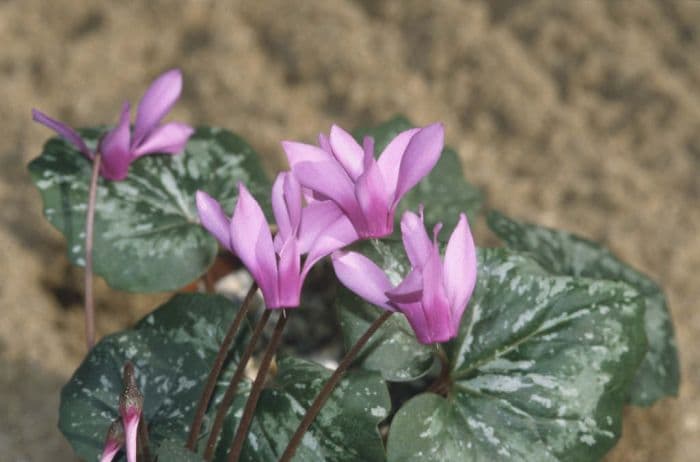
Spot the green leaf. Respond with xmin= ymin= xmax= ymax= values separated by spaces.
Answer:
xmin=58 ymin=293 xmax=250 ymax=462
xmin=337 ymin=239 xmax=434 ymax=382
xmin=156 ymin=441 xmax=206 ymax=462
xmin=487 ymin=210 xmax=679 ymax=406
xmin=353 ymin=115 xmax=483 ymax=228
xmin=59 ymin=294 xmax=390 ymax=462
xmin=237 ymin=356 xmax=390 ymax=462
xmin=28 ymin=126 xmax=270 ymax=292
xmin=387 ymin=249 xmax=647 ymax=462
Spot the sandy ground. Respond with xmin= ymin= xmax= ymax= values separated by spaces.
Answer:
xmin=1 ymin=0 xmax=699 ymax=460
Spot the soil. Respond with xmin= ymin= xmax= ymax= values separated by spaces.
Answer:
xmin=1 ymin=1 xmax=699 ymax=460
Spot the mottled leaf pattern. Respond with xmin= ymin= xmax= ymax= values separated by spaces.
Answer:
xmin=59 ymin=294 xmax=250 ymax=462
xmin=337 ymin=238 xmax=434 ymax=382
xmin=28 ymin=126 xmax=270 ymax=292
xmin=59 ymin=294 xmax=390 ymax=462
xmin=353 ymin=115 xmax=483 ymax=228
xmin=387 ymin=249 xmax=647 ymax=462
xmin=487 ymin=210 xmax=679 ymax=406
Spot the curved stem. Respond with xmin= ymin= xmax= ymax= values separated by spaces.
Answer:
xmin=227 ymin=312 xmax=288 ymax=462
xmin=279 ymin=311 xmax=392 ymax=462
xmin=427 ymin=345 xmax=451 ymax=395
xmin=203 ymin=309 xmax=272 ymax=461
xmin=84 ymin=152 xmax=102 ymax=350
xmin=186 ymin=283 xmax=259 ymax=450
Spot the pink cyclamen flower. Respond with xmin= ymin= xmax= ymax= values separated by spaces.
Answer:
xmin=196 ymin=172 xmax=356 ymax=309
xmin=282 ymin=123 xmax=444 ymax=239
xmin=32 ymin=69 xmax=194 ymax=181
xmin=332 ymin=208 xmax=477 ymax=344
xmin=99 ymin=419 xmax=125 ymax=462
xmin=119 ymin=365 xmax=144 ymax=462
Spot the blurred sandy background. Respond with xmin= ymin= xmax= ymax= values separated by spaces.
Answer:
xmin=1 ymin=0 xmax=699 ymax=460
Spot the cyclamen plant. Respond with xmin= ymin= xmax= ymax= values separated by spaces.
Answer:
xmin=28 ymin=70 xmax=679 ymax=462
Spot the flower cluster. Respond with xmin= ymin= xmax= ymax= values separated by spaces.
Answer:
xmin=33 ymin=69 xmax=193 ymax=181
xmin=198 ymin=123 xmax=477 ymax=344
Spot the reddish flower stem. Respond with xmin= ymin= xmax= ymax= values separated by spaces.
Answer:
xmin=186 ymin=283 xmax=258 ymax=450
xmin=227 ymin=312 xmax=288 ymax=462
xmin=84 ymin=152 xmax=102 ymax=350
xmin=138 ymin=414 xmax=152 ymax=462
xmin=279 ymin=311 xmax=393 ymax=462
xmin=203 ymin=309 xmax=272 ymax=461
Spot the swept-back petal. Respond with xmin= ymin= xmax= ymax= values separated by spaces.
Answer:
xmin=376 ymin=127 xmax=419 ymax=199
xmin=318 ymin=132 xmax=332 ymax=153
xmin=400 ymin=209 xmax=432 ymax=268
xmin=196 ymin=190 xmax=232 ymax=251
xmin=394 ymin=300 xmax=432 ymax=344
xmin=355 ymin=159 xmax=391 ymax=237
xmin=393 ymin=123 xmax=444 ymax=206
xmin=283 ymin=173 xmax=302 ymax=233
xmin=420 ymin=248 xmax=453 ymax=343
xmin=443 ymin=213 xmax=477 ymax=322
xmin=271 ymin=173 xmax=291 ymax=242
xmin=231 ymin=184 xmax=278 ymax=305
xmin=293 ymin=160 xmax=364 ymax=227
xmin=32 ymin=109 xmax=92 ymax=157
xmin=133 ymin=69 xmax=183 ymax=145
xmin=297 ymin=200 xmax=345 ymax=254
xmin=332 ymin=250 xmax=393 ymax=310
xmin=302 ymin=213 xmax=358 ymax=278
xmin=99 ymin=102 xmax=133 ymax=181
xmin=121 ymin=411 xmax=139 ymax=462
xmin=329 ymin=124 xmax=365 ymax=180
xmin=276 ymin=237 xmax=301 ymax=308
xmin=132 ymin=122 xmax=193 ymax=157
xmin=281 ymin=141 xmax=329 ymax=169
xmin=385 ymin=268 xmax=423 ymax=304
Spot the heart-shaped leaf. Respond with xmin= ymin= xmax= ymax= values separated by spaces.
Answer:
xmin=337 ymin=239 xmax=434 ymax=382
xmin=354 ymin=116 xmax=483 ymax=228
xmin=235 ymin=356 xmax=390 ymax=462
xmin=59 ymin=293 xmax=251 ymax=461
xmin=487 ymin=210 xmax=679 ymax=406
xmin=386 ymin=249 xmax=647 ymax=462
xmin=28 ymin=126 xmax=270 ymax=292
xmin=60 ymin=294 xmax=390 ymax=462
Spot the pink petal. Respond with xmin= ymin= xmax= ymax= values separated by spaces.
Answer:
xmin=100 ymin=441 xmax=121 ymax=462
xmin=98 ymin=102 xmax=133 ymax=181
xmin=302 ymin=213 xmax=359 ymax=278
xmin=393 ymin=300 xmax=432 ymax=344
xmin=283 ymin=173 xmax=302 ymax=233
xmin=420 ymin=247 xmax=453 ymax=343
xmin=271 ymin=173 xmax=292 ymax=243
xmin=385 ymin=268 xmax=423 ymax=304
xmin=132 ymin=122 xmax=193 ymax=157
xmin=196 ymin=190 xmax=232 ymax=251
xmin=376 ymin=128 xmax=420 ymax=199
xmin=318 ymin=132 xmax=332 ymax=153
xmin=121 ymin=411 xmax=139 ymax=462
xmin=355 ymin=159 xmax=391 ymax=237
xmin=393 ymin=123 xmax=444 ymax=206
xmin=332 ymin=250 xmax=393 ymax=310
xmin=400 ymin=209 xmax=432 ymax=269
xmin=133 ymin=69 xmax=183 ymax=145
xmin=443 ymin=213 xmax=477 ymax=323
xmin=231 ymin=184 xmax=278 ymax=306
xmin=362 ymin=136 xmax=375 ymax=170
xmin=297 ymin=200 xmax=345 ymax=254
xmin=275 ymin=237 xmax=301 ymax=308
xmin=31 ymin=109 xmax=93 ymax=157
xmin=293 ymin=160 xmax=365 ymax=228
xmin=281 ymin=141 xmax=330 ymax=169
xmin=329 ymin=124 xmax=365 ymax=180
